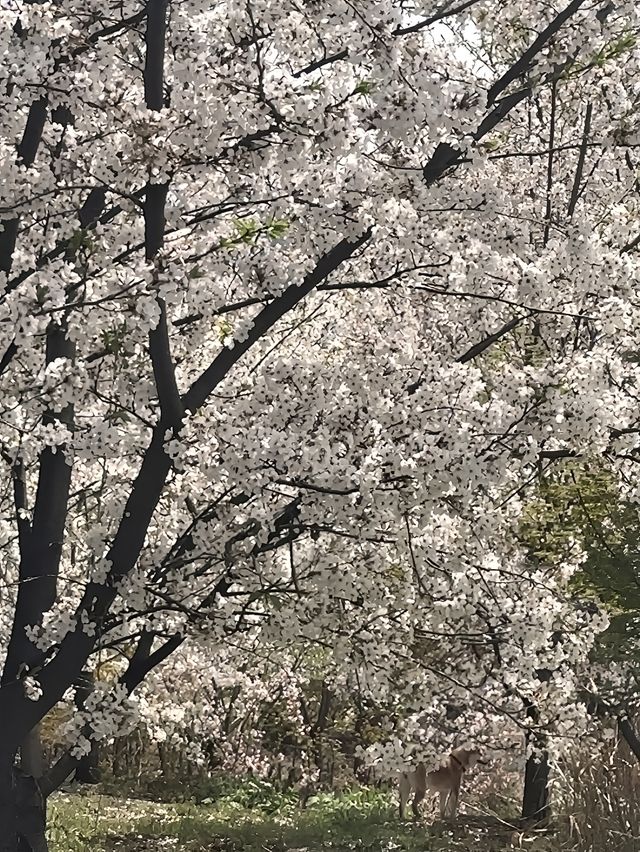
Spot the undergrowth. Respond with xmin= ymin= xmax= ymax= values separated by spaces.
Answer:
xmin=48 ymin=780 xmax=556 ymax=852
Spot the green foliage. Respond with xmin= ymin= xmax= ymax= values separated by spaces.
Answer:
xmin=233 ymin=218 xmax=262 ymax=244
xmin=215 ymin=778 xmax=298 ymax=813
xmin=219 ymin=217 xmax=291 ymax=249
xmin=520 ymin=460 xmax=640 ymax=602
xmin=266 ymin=217 xmax=290 ymax=239
xmin=49 ymin=787 xmax=396 ymax=852
xmin=520 ymin=459 xmax=640 ymax=664
xmin=481 ymin=137 xmax=501 ymax=152
xmin=67 ymin=228 xmax=97 ymax=257
xmin=105 ymin=409 xmax=130 ymax=424
xmin=520 ymin=461 xmax=613 ymax=566
xmin=216 ymin=317 xmax=233 ymax=342
xmin=563 ymin=30 xmax=637 ymax=78
xmin=591 ymin=31 xmax=637 ymax=68
xmin=100 ymin=322 xmax=129 ymax=356
xmin=35 ymin=283 xmax=49 ymax=306
xmin=353 ymin=80 xmax=375 ymax=95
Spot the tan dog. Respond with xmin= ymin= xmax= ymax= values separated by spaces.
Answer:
xmin=398 ymin=747 xmax=481 ymax=821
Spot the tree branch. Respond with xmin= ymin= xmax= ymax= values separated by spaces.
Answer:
xmin=486 ymin=0 xmax=586 ymax=106
xmin=567 ymin=102 xmax=593 ymax=218
xmin=0 ymin=224 xmax=372 ymax=744
xmin=2 ymin=323 xmax=75 ymax=687
xmin=424 ymin=0 xmax=589 ymax=186
xmin=0 ymin=4 xmax=137 ymax=276
xmin=583 ymin=691 xmax=640 ymax=762
xmin=144 ymin=0 xmax=183 ymax=428
xmin=40 ymin=630 xmax=183 ymax=797
xmin=394 ymin=0 xmax=482 ymax=35
xmin=0 ymin=97 xmax=47 ymax=274
xmin=456 ymin=315 xmax=526 ymax=363
xmin=542 ymin=79 xmax=557 ymax=246
xmin=182 ymin=227 xmax=373 ymax=413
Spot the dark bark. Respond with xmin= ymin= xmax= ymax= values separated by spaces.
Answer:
xmin=521 ymin=697 xmax=550 ymax=823
xmin=618 ymin=717 xmax=640 ymax=762
xmin=0 ymin=753 xmax=47 ymax=852
xmin=182 ymin=227 xmax=372 ymax=413
xmin=144 ymin=0 xmax=183 ymax=430
xmin=15 ymin=770 xmax=47 ymax=852
xmin=0 ymin=1 xmax=600 ymax=828
xmin=144 ymin=0 xmax=169 ymax=111
xmin=521 ymin=738 xmax=550 ymax=824
xmin=74 ymin=743 xmax=100 ymax=785
xmin=567 ymin=102 xmax=593 ymax=218
xmin=0 ymin=96 xmax=47 ymax=275
xmin=4 ymin=231 xmax=372 ymax=735
xmin=41 ymin=632 xmax=183 ymax=796
xmin=2 ymin=323 xmax=75 ymax=688
xmin=582 ymin=691 xmax=640 ymax=762
xmin=0 ymin=321 xmax=73 ymax=851
xmin=73 ymin=671 xmax=100 ymax=785
xmin=486 ymin=0 xmax=586 ymax=106
xmin=20 ymin=726 xmax=44 ymax=780
xmin=394 ymin=0 xmax=482 ymax=34
xmin=0 ymin=752 xmax=17 ymax=852
xmin=423 ymin=0 xmax=588 ymax=185
xmin=424 ymin=88 xmax=533 ymax=184
xmin=457 ymin=315 xmax=525 ymax=363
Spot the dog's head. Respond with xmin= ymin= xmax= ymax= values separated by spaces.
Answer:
xmin=452 ymin=747 xmax=482 ymax=771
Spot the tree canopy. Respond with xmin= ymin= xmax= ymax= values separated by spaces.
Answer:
xmin=2 ymin=0 xmax=640 ymax=847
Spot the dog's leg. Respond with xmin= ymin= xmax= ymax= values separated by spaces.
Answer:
xmin=411 ymin=788 xmax=425 ymax=821
xmin=398 ymin=774 xmax=410 ymax=820
xmin=446 ymin=789 xmax=458 ymax=820
xmin=439 ymin=791 xmax=449 ymax=819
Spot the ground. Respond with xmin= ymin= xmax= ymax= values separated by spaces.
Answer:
xmin=48 ymin=783 xmax=561 ymax=851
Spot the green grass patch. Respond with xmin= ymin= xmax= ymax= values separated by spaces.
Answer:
xmin=48 ymin=783 xmax=554 ymax=852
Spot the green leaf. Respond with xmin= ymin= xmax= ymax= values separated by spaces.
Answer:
xmin=354 ymin=80 xmax=375 ymax=95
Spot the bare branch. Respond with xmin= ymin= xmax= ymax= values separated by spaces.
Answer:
xmin=486 ymin=0 xmax=586 ymax=106
xmin=394 ymin=0 xmax=482 ymax=35
xmin=456 ymin=315 xmax=527 ymax=363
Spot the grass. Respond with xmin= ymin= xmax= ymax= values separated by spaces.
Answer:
xmin=48 ymin=780 xmax=560 ymax=852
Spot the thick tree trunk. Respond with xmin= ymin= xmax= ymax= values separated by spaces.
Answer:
xmin=0 ymin=751 xmax=48 ymax=852
xmin=521 ymin=734 xmax=550 ymax=823
xmin=15 ymin=769 xmax=47 ymax=852
xmin=0 ymin=751 xmax=17 ymax=852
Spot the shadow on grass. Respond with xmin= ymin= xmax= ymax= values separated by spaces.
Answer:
xmin=107 ymin=800 xmax=419 ymax=851
xmin=107 ymin=803 xmax=526 ymax=852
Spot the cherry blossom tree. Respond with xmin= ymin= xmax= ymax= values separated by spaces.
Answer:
xmin=1 ymin=0 xmax=640 ymax=848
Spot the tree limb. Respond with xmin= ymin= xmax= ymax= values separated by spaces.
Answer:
xmin=182 ymin=227 xmax=373 ymax=413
